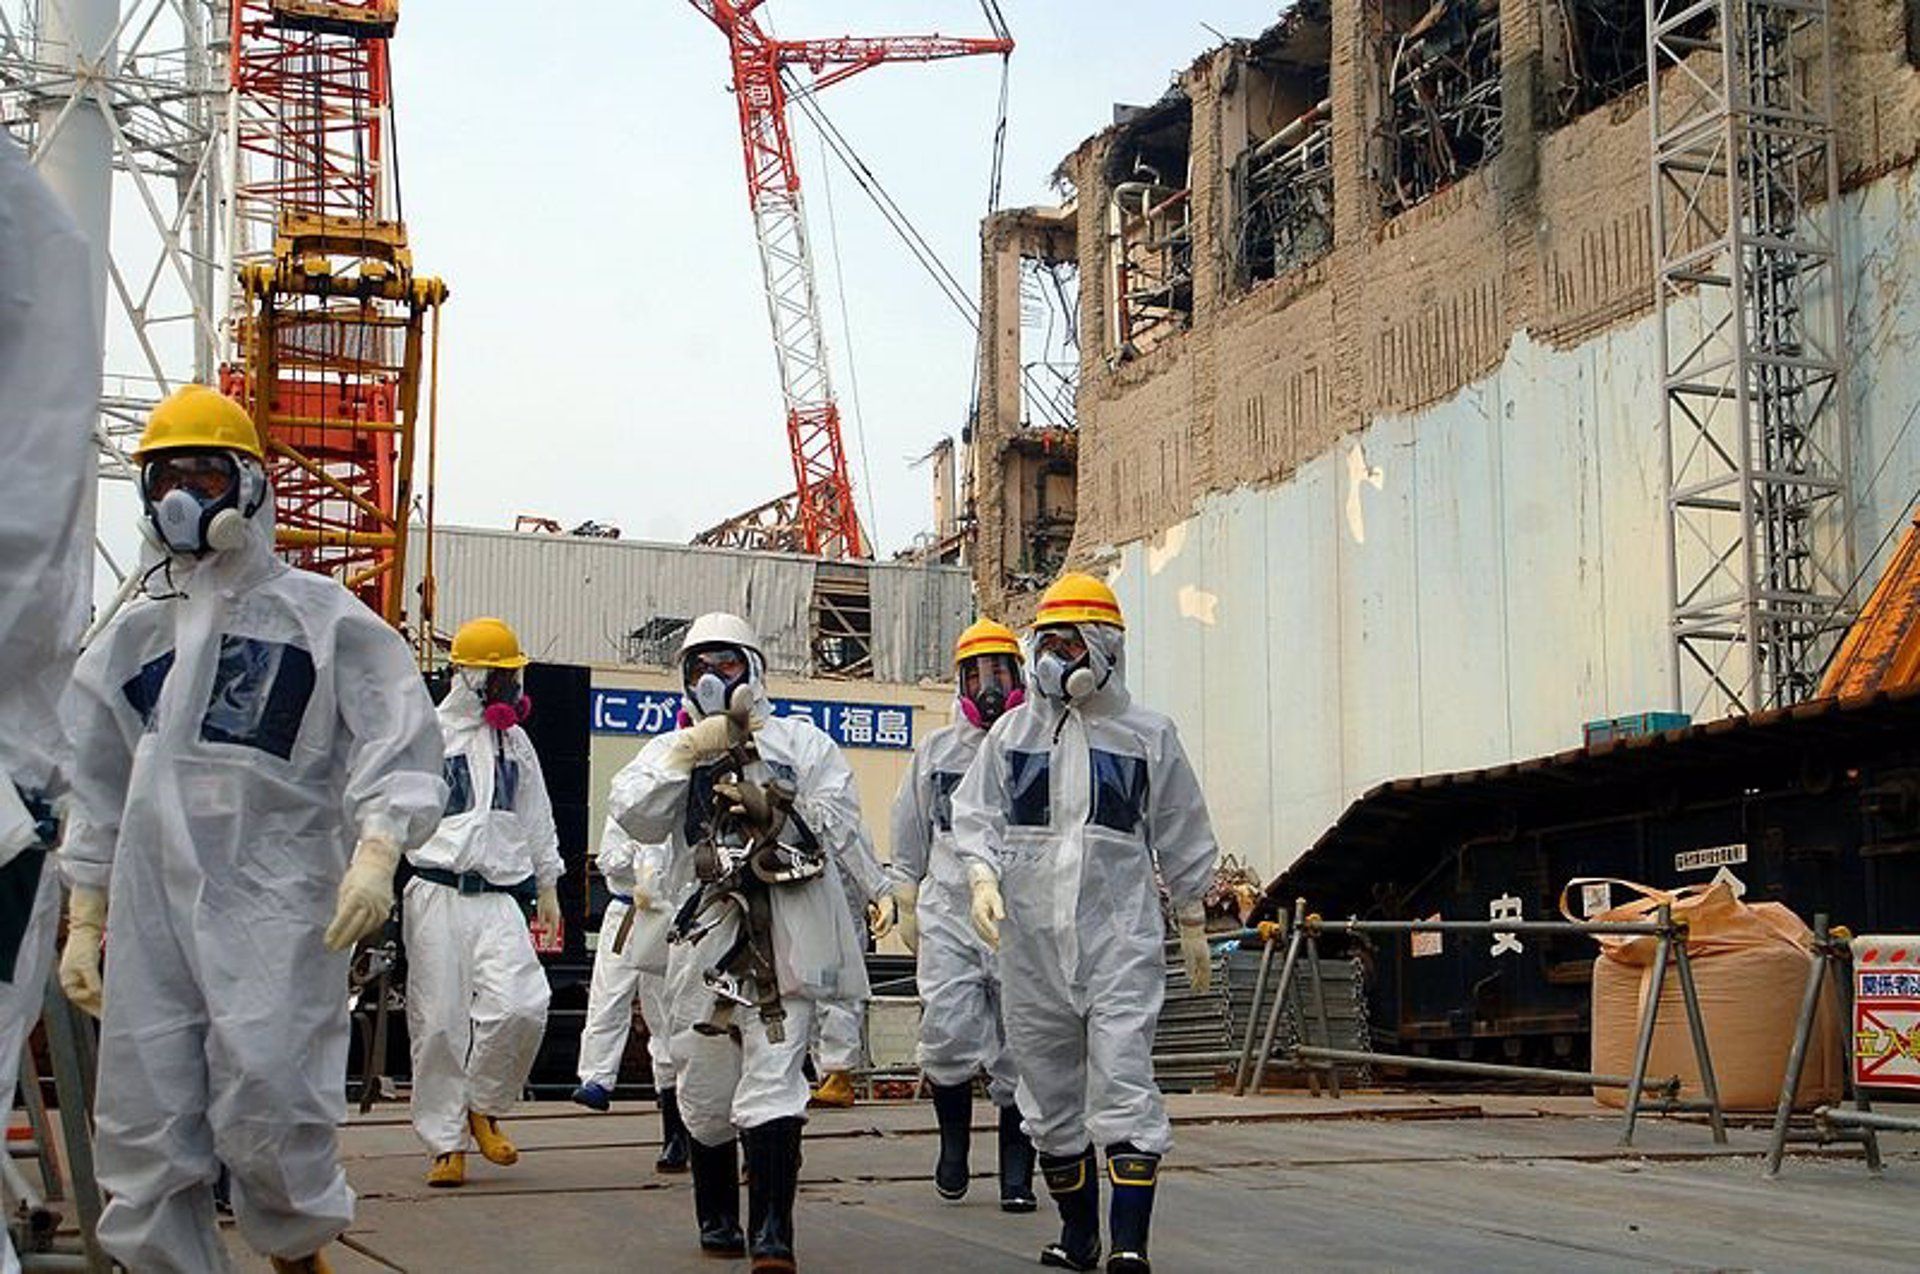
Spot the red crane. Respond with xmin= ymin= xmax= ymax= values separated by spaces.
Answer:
xmin=689 ymin=2 xmax=1012 ymax=560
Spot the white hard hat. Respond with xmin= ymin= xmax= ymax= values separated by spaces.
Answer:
xmin=679 ymin=612 xmax=763 ymax=662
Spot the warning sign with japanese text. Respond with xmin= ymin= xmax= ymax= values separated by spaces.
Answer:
xmin=1851 ymin=936 xmax=1920 ymax=1090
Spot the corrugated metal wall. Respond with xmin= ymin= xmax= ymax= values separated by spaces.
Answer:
xmin=1110 ymin=165 xmax=1920 ymax=885
xmin=406 ymin=526 xmax=970 ymax=681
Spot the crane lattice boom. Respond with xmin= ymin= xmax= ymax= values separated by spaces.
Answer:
xmin=690 ymin=1 xmax=1012 ymax=559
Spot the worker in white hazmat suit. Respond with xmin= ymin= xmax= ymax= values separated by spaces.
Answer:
xmin=953 ymin=573 xmax=1218 ymax=1274
xmin=571 ymin=814 xmax=693 ymax=1174
xmin=807 ymin=821 xmax=889 ymax=1108
xmin=608 ymin=612 xmax=892 ymax=1272
xmin=889 ymin=617 xmax=1037 ymax=1211
xmin=57 ymin=385 xmax=447 ymax=1274
xmin=404 ymin=616 xmax=562 ymax=1188
xmin=0 ymin=133 xmax=97 ymax=1274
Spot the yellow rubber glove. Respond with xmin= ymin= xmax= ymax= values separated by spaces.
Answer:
xmin=894 ymin=882 xmax=919 ymax=954
xmin=866 ymin=896 xmax=895 ymax=941
xmin=967 ymin=862 xmax=1004 ymax=951
xmin=1177 ymin=901 xmax=1212 ymax=994
xmin=536 ymin=884 xmax=562 ymax=933
xmin=58 ymin=886 xmax=107 ymax=1017
xmin=325 ymin=834 xmax=400 ymax=952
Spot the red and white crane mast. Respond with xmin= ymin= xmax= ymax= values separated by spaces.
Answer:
xmin=689 ymin=1 xmax=1012 ymax=560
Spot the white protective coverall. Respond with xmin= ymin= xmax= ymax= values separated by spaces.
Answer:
xmin=890 ymin=716 xmax=1019 ymax=1104
xmin=812 ymin=825 xmax=888 ymax=1075
xmin=952 ymin=624 xmax=1217 ymax=1157
xmin=0 ymin=134 xmax=96 ymax=1274
xmin=608 ymin=692 xmax=884 ymax=1147
xmin=577 ymin=815 xmax=684 ymax=1092
xmin=60 ymin=501 xmax=446 ymax=1271
xmin=404 ymin=673 xmax=563 ymax=1155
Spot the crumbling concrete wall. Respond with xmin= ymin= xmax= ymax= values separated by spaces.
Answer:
xmin=973 ymin=206 xmax=1078 ymax=622
xmin=1027 ymin=0 xmax=1920 ymax=570
xmin=1109 ymin=162 xmax=1920 ymax=882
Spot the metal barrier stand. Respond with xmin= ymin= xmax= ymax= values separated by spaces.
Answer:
xmin=24 ymin=977 xmax=110 ymax=1272
xmin=1229 ymin=899 xmax=1728 ymax=1147
xmin=1764 ymin=915 xmax=1903 ymax=1177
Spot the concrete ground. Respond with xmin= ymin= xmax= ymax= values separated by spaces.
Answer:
xmin=224 ymin=1093 xmax=1920 ymax=1272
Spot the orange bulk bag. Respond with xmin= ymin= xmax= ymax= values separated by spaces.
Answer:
xmin=1564 ymin=878 xmax=1842 ymax=1112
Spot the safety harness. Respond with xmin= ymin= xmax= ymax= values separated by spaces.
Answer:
xmin=669 ymin=694 xmax=827 ymax=1045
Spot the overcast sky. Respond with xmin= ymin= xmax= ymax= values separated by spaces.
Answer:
xmin=380 ymin=1 xmax=1288 ymax=555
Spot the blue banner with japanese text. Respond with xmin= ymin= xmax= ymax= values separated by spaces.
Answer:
xmin=589 ymin=688 xmax=915 ymax=751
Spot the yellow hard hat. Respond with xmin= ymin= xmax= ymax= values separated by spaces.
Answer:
xmin=1035 ymin=572 xmax=1125 ymax=631
xmin=955 ymin=617 xmax=1022 ymax=666
xmin=450 ymin=616 xmax=530 ymax=669
xmin=133 ymin=384 xmax=265 ymax=463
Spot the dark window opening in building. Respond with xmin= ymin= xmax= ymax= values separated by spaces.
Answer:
xmin=1006 ymin=433 xmax=1077 ymax=590
xmin=1105 ymin=93 xmax=1193 ymax=360
xmin=1231 ymin=4 xmax=1335 ymax=288
xmin=1907 ymin=0 xmax=1917 ymax=68
xmin=811 ymin=564 xmax=873 ymax=680
xmin=1546 ymin=0 xmax=1656 ymax=120
xmin=1376 ymin=0 xmax=1503 ymax=217
xmin=622 ymin=616 xmax=692 ymax=666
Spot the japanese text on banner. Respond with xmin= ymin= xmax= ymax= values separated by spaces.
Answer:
xmin=589 ymin=688 xmax=915 ymax=751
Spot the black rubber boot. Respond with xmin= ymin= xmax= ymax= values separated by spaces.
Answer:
xmin=1038 ymin=1145 xmax=1100 ymax=1271
xmin=657 ymin=1088 xmax=692 ymax=1174
xmin=930 ymin=1082 xmax=973 ymax=1201
xmin=688 ymin=1136 xmax=745 ymax=1257
xmin=997 ymin=1102 xmax=1037 ymax=1213
xmin=742 ymin=1116 xmax=803 ymax=1272
xmin=1104 ymin=1143 xmax=1160 ymax=1274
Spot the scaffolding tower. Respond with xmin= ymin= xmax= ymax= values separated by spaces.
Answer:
xmin=1649 ymin=0 xmax=1852 ymax=716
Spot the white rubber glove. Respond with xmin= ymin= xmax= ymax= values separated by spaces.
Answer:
xmin=536 ymin=884 xmax=562 ymax=933
xmin=867 ymin=896 xmax=896 ymax=941
xmin=59 ymin=886 xmax=107 ymax=1017
xmin=967 ymin=862 xmax=1004 ymax=951
xmin=1177 ymin=901 xmax=1212 ymax=993
xmin=325 ymin=834 xmax=400 ymax=952
xmin=664 ymin=712 xmax=746 ymax=774
xmin=894 ymin=882 xmax=919 ymax=953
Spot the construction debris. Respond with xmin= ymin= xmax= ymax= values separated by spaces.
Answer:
xmin=1377 ymin=0 xmax=1503 ymax=216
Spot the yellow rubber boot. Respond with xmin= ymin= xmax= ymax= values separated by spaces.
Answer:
xmin=809 ymin=1070 xmax=855 ymax=1109
xmin=426 ymin=1151 xmax=466 ymax=1187
xmin=269 ymin=1253 xmax=333 ymax=1274
xmin=468 ymin=1112 xmax=519 ymax=1166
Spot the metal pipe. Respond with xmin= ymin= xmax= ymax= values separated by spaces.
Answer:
xmin=1765 ymin=913 xmax=1832 ymax=1175
xmin=1303 ymin=930 xmax=1341 ymax=1101
xmin=1671 ymin=938 xmax=1727 ymax=1144
xmin=1156 ymin=1051 xmax=1264 ymax=1067
xmin=1232 ymin=928 xmax=1278 ymax=1095
xmin=19 ymin=1254 xmax=99 ymax=1272
xmin=33 ymin=0 xmax=119 ymax=339
xmin=1291 ymin=1046 xmax=1681 ymax=1093
xmin=40 ymin=981 xmax=110 ymax=1272
xmin=1817 ymin=1109 xmax=1920 ymax=1135
xmin=1621 ymin=907 xmax=1675 ymax=1146
xmin=1841 ymin=937 xmax=1885 ymax=1172
xmin=1248 ymin=900 xmax=1306 ymax=1094
xmin=1320 ymin=918 xmax=1674 ymax=937
xmin=80 ymin=556 xmax=148 ymax=649
xmin=1248 ymin=99 xmax=1331 ymax=163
